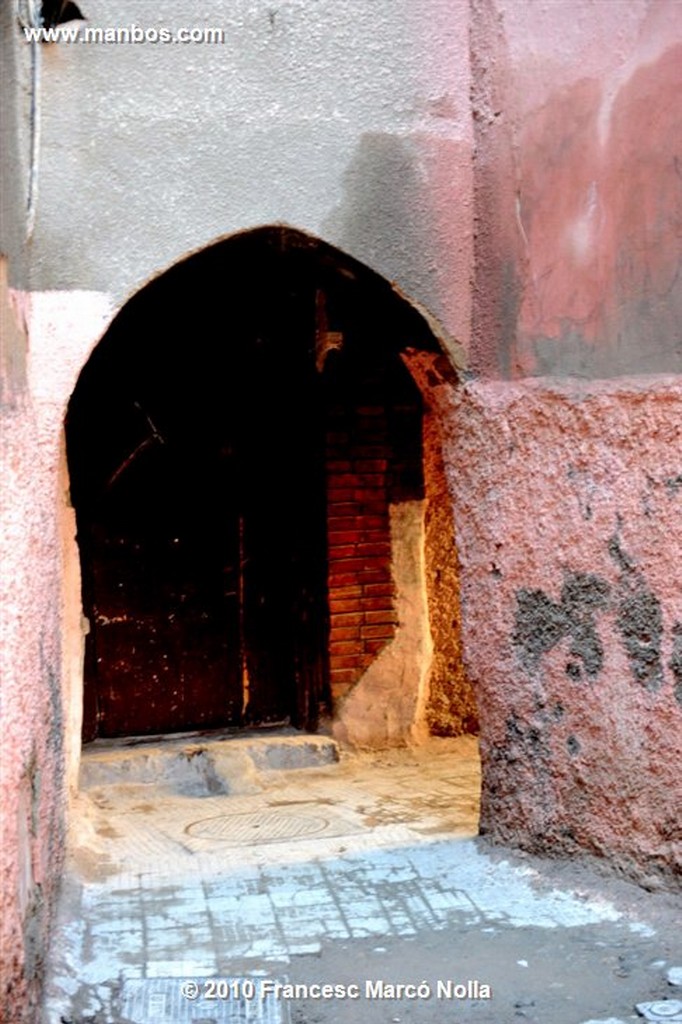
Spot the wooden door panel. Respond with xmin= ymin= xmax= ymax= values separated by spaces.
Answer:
xmin=84 ymin=444 xmax=244 ymax=737
xmin=78 ymin=277 xmax=330 ymax=739
xmin=91 ymin=617 xmax=177 ymax=736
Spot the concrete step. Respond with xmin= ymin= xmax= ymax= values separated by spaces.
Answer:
xmin=79 ymin=729 xmax=340 ymax=796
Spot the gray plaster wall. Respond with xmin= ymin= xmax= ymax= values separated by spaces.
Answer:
xmin=2 ymin=0 xmax=474 ymax=349
xmin=1 ymin=3 xmax=31 ymax=290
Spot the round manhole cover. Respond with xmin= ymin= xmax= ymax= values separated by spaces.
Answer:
xmin=186 ymin=810 xmax=329 ymax=844
xmin=650 ymin=1005 xmax=682 ymax=1019
xmin=636 ymin=1002 xmax=682 ymax=1022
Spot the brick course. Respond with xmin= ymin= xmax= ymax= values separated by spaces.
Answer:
xmin=324 ymin=359 xmax=423 ymax=702
xmin=326 ymin=402 xmax=395 ymax=699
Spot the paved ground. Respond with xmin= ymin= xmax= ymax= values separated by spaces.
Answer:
xmin=42 ymin=734 xmax=682 ymax=1024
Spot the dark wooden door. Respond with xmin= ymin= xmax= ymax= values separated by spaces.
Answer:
xmin=75 ymin=286 xmax=329 ymax=741
xmin=81 ymin=432 xmax=243 ymax=739
xmin=236 ymin=322 xmax=329 ymax=729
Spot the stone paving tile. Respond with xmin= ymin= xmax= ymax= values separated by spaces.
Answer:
xmin=54 ymin=837 xmax=633 ymax=990
xmin=46 ymin=739 xmax=673 ymax=1023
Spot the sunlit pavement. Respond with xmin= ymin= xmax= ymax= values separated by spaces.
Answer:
xmin=42 ymin=735 xmax=682 ymax=1024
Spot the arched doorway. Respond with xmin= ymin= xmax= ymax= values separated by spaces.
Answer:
xmin=66 ymin=228 xmax=474 ymax=743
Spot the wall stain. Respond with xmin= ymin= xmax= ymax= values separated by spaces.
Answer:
xmin=513 ymin=572 xmax=610 ymax=679
xmin=664 ymin=474 xmax=682 ymax=496
xmin=607 ymin=533 xmax=634 ymax=572
xmin=489 ymin=711 xmax=556 ymax=823
xmin=566 ymin=734 xmax=581 ymax=756
xmin=609 ymin=533 xmax=664 ymax=692
xmin=615 ymin=589 xmax=663 ymax=692
xmin=513 ymin=536 xmax=670 ymax=694
xmin=668 ymin=622 xmax=682 ymax=706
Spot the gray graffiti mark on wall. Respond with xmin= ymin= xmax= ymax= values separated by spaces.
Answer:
xmin=483 ymin=711 xmax=556 ymax=825
xmin=615 ymin=589 xmax=663 ymax=691
xmin=513 ymin=536 xmax=670 ymax=693
xmin=668 ymin=622 xmax=682 ymax=706
xmin=609 ymin=534 xmax=664 ymax=692
xmin=513 ymin=572 xmax=610 ymax=679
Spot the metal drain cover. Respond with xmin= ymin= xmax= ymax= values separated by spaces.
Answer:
xmin=121 ymin=977 xmax=289 ymax=1023
xmin=636 ymin=1001 xmax=682 ymax=1021
xmin=186 ymin=810 xmax=329 ymax=845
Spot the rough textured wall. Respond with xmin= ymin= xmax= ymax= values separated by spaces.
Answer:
xmin=404 ymin=349 xmax=479 ymax=737
xmin=422 ymin=406 xmax=478 ymax=736
xmin=471 ymin=0 xmax=682 ymax=378
xmin=3 ymin=0 xmax=473 ymax=362
xmin=464 ymin=1 xmax=682 ymax=884
xmin=433 ymin=374 xmax=682 ymax=889
xmin=334 ymin=501 xmax=433 ymax=748
xmin=0 ymin=286 xmax=111 ymax=1022
xmin=0 ymin=285 xmax=62 ymax=1022
xmin=1 ymin=21 xmax=680 ymax=1024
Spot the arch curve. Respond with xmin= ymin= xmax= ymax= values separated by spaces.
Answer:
xmin=87 ymin=225 xmax=466 ymax=384
xmin=63 ymin=225 xmax=477 ymax=750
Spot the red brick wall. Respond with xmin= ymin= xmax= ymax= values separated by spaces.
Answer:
xmin=326 ymin=404 xmax=397 ymax=700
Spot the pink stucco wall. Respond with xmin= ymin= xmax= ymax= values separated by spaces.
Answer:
xmin=0 ymin=395 xmax=70 ymax=1020
xmin=0 ymin=289 xmax=111 ymax=1022
xmin=471 ymin=0 xmax=682 ymax=379
xmin=461 ymin=1 xmax=682 ymax=884
xmin=0 ymin=399 xmax=64 ymax=1021
xmin=429 ymin=372 xmax=682 ymax=887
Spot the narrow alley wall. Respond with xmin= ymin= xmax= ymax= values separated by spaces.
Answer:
xmin=470 ymin=0 xmax=682 ymax=380
xmin=455 ymin=0 xmax=682 ymax=887
xmin=0 ymin=263 xmax=112 ymax=1021
xmin=0 ymin=264 xmax=64 ymax=1020
xmin=439 ymin=375 xmax=682 ymax=887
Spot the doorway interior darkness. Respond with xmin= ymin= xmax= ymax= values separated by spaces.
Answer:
xmin=66 ymin=228 xmax=440 ymax=742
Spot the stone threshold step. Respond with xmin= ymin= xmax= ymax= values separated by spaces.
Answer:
xmin=79 ymin=729 xmax=339 ymax=795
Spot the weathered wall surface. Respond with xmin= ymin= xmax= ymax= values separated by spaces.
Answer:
xmin=433 ymin=374 xmax=682 ymax=888
xmin=460 ymin=0 xmax=682 ymax=885
xmin=4 ymin=0 xmax=472 ymax=362
xmin=471 ymin=0 xmax=682 ymax=379
xmin=334 ymin=501 xmax=433 ymax=748
xmin=0 ymin=281 xmax=111 ymax=1022
xmin=405 ymin=349 xmax=479 ymax=737
xmin=0 ymin=274 xmax=64 ymax=1022
xmin=422 ymin=404 xmax=478 ymax=736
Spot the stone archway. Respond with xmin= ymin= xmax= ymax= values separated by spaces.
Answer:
xmin=64 ymin=227 xmax=477 ymax=748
